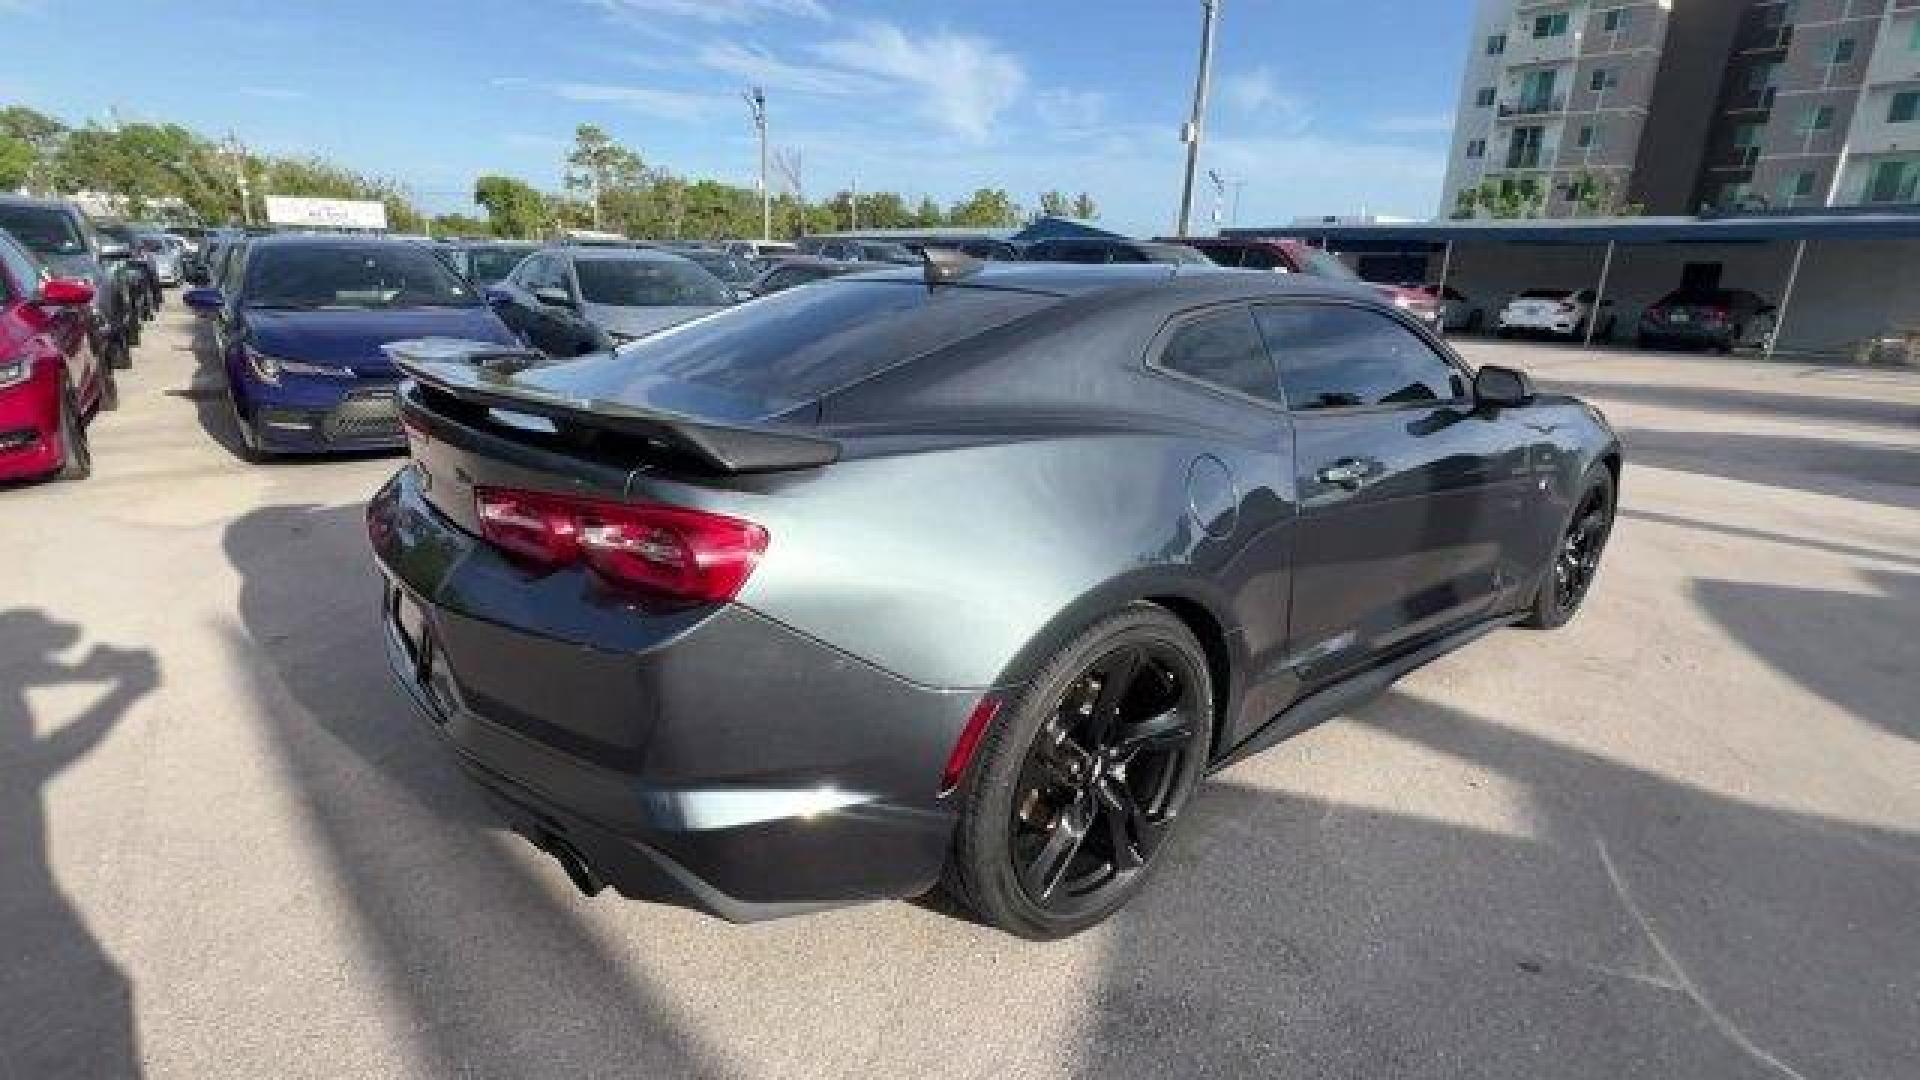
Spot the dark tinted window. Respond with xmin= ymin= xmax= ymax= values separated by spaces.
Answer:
xmin=765 ymin=265 xmax=827 ymax=291
xmin=0 ymin=231 xmax=43 ymax=299
xmin=465 ymin=246 xmax=532 ymax=286
xmin=0 ymin=205 xmax=85 ymax=257
xmin=1239 ymin=246 xmax=1287 ymax=270
xmin=1255 ymin=303 xmax=1466 ymax=410
xmin=1157 ymin=307 xmax=1279 ymax=402
xmin=244 ymin=244 xmax=477 ymax=308
xmin=574 ymin=257 xmax=730 ymax=306
xmin=1035 ymin=241 xmax=1108 ymax=264
xmin=617 ymin=280 xmax=1057 ymax=413
xmin=1140 ymin=243 xmax=1210 ymax=265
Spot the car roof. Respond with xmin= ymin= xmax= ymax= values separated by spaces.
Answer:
xmin=549 ymin=244 xmax=691 ymax=263
xmin=837 ymin=261 xmax=1381 ymax=304
xmin=0 ymin=195 xmax=78 ymax=211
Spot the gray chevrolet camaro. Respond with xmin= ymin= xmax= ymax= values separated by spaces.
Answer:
xmin=367 ymin=259 xmax=1621 ymax=939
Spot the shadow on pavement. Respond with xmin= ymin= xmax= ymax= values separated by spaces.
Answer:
xmin=0 ymin=610 xmax=156 ymax=1080
xmin=1542 ymin=378 xmax=1920 ymax=432
xmin=1692 ymin=570 xmax=1920 ymax=745
xmin=221 ymin=501 xmax=730 ymax=1077
xmin=1620 ymin=507 xmax=1920 ymax=571
xmin=1082 ymin=690 xmax=1920 ymax=1079
xmin=1616 ymin=426 xmax=1919 ymax=509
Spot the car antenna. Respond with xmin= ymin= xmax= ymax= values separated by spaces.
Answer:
xmin=921 ymin=246 xmax=983 ymax=285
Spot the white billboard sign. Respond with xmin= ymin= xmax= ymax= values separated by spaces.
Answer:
xmin=264 ymin=196 xmax=389 ymax=231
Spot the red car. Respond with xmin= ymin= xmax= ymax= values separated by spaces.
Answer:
xmin=0 ymin=228 xmax=115 ymax=483
xmin=1170 ymin=236 xmax=1443 ymax=330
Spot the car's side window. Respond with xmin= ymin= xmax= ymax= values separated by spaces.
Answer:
xmin=0 ymin=233 xmax=42 ymax=300
xmin=1155 ymin=306 xmax=1282 ymax=404
xmin=1240 ymin=246 xmax=1286 ymax=271
xmin=1255 ymin=303 xmax=1466 ymax=411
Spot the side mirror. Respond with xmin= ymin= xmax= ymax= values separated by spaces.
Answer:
xmin=484 ymin=285 xmax=514 ymax=306
xmin=183 ymin=287 xmax=226 ymax=312
xmin=1474 ymin=364 xmax=1534 ymax=408
xmin=37 ymin=278 xmax=96 ymax=307
xmin=532 ymin=286 xmax=574 ymax=308
xmin=98 ymin=241 xmax=132 ymax=260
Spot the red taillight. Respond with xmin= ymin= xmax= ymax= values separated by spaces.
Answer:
xmin=940 ymin=696 xmax=1003 ymax=796
xmin=474 ymin=486 xmax=767 ymax=604
xmin=1703 ymin=307 xmax=1730 ymax=323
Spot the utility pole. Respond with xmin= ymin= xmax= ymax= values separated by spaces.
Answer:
xmin=850 ymin=177 xmax=858 ymax=230
xmin=226 ymin=131 xmax=253 ymax=227
xmin=745 ymin=87 xmax=770 ymax=242
xmin=1207 ymin=169 xmax=1226 ymax=227
xmin=1230 ymin=178 xmax=1246 ymax=226
xmin=1175 ymin=0 xmax=1220 ymax=238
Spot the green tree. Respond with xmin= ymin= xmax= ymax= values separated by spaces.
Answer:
xmin=1070 ymin=192 xmax=1098 ymax=220
xmin=430 ymin=212 xmax=491 ymax=237
xmin=0 ymin=107 xmax=66 ymax=193
xmin=0 ymin=136 xmax=32 ymax=190
xmin=564 ymin=124 xmax=647 ymax=229
xmin=473 ymin=174 xmax=549 ymax=238
xmin=1037 ymin=190 xmax=1071 ymax=217
xmin=948 ymin=188 xmax=1021 ymax=228
xmin=912 ymin=195 xmax=944 ymax=228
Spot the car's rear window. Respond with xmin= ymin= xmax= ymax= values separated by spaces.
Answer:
xmin=617 ymin=279 xmax=1060 ymax=413
xmin=576 ymin=257 xmax=731 ymax=307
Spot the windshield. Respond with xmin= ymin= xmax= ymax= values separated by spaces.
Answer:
xmin=575 ymin=258 xmax=730 ymax=307
xmin=611 ymin=279 xmax=1058 ymax=414
xmin=681 ymin=249 xmax=755 ymax=284
xmin=243 ymin=243 xmax=479 ymax=309
xmin=464 ymin=246 xmax=532 ymax=286
xmin=1297 ymin=248 xmax=1359 ymax=280
xmin=0 ymin=205 xmax=86 ymax=257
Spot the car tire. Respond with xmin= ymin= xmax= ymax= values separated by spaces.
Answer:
xmin=97 ymin=363 xmax=119 ymax=413
xmin=1636 ymin=333 xmax=1653 ymax=350
xmin=125 ymin=313 xmax=142 ymax=348
xmin=1495 ymin=327 xmax=1512 ymax=339
xmin=108 ymin=332 xmax=132 ymax=370
xmin=1521 ymin=467 xmax=1615 ymax=630
xmin=52 ymin=383 xmax=92 ymax=482
xmin=226 ymin=386 xmax=269 ymax=463
xmin=944 ymin=604 xmax=1214 ymax=940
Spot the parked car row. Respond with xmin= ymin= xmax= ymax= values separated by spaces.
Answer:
xmin=1406 ymin=281 xmax=1779 ymax=353
xmin=0 ymin=197 xmax=182 ymax=483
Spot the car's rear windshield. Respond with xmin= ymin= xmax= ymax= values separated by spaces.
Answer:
xmin=681 ymin=249 xmax=755 ymax=283
xmin=1519 ymin=288 xmax=1572 ymax=298
xmin=1296 ymin=248 xmax=1358 ymax=280
xmin=0 ymin=205 xmax=85 ymax=256
xmin=615 ymin=279 xmax=1060 ymax=413
xmin=464 ymin=246 xmax=531 ymax=285
xmin=576 ymin=257 xmax=730 ymax=307
xmin=243 ymin=244 xmax=478 ymax=309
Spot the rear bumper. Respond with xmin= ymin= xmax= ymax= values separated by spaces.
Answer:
xmin=1639 ymin=323 xmax=1732 ymax=346
xmin=367 ymin=468 xmax=974 ymax=919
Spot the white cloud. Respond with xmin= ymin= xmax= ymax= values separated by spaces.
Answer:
xmin=497 ymin=78 xmax=721 ymax=121
xmin=1034 ymin=88 xmax=1107 ymax=131
xmin=813 ymin=21 xmax=1025 ymax=142
xmin=1222 ymin=66 xmax=1309 ymax=133
xmin=239 ymin=86 xmax=308 ymax=101
xmin=695 ymin=41 xmax=882 ymax=96
xmin=587 ymin=0 xmax=827 ymax=25
xmin=1371 ymin=112 xmax=1456 ymax=135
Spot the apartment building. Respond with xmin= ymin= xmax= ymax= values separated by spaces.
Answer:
xmin=1439 ymin=0 xmax=1920 ymax=216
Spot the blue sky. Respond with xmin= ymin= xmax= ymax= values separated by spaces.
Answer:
xmin=2 ymin=0 xmax=1473 ymax=233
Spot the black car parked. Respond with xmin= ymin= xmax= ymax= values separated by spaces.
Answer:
xmin=1638 ymin=288 xmax=1776 ymax=353
xmin=1023 ymin=236 xmax=1211 ymax=265
xmin=369 ymin=260 xmax=1621 ymax=939
xmin=0 ymin=197 xmax=137 ymax=369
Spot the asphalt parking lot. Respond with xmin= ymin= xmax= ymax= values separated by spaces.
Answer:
xmin=4 ymin=305 xmax=1917 ymax=1079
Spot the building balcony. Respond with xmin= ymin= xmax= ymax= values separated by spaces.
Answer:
xmin=1707 ymin=145 xmax=1761 ymax=174
xmin=1735 ymin=21 xmax=1793 ymax=56
xmin=1497 ymin=95 xmax=1567 ymax=118
xmin=1727 ymin=86 xmax=1778 ymax=114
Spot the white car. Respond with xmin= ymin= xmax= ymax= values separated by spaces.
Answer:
xmin=1496 ymin=288 xmax=1616 ymax=340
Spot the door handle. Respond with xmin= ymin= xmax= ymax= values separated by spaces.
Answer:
xmin=1315 ymin=458 xmax=1370 ymax=490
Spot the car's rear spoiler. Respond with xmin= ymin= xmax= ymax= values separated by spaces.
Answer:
xmin=383 ymin=338 xmax=841 ymax=474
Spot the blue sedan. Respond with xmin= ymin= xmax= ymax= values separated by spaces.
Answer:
xmin=184 ymin=235 xmax=518 ymax=458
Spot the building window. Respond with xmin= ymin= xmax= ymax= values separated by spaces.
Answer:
xmin=1890 ymin=91 xmax=1920 ymax=124
xmin=1487 ymin=32 xmax=1506 ymax=55
xmin=1803 ymin=104 xmax=1835 ymax=131
xmin=1826 ymin=38 xmax=1856 ymax=65
xmin=1465 ymin=138 xmax=1486 ymax=159
xmin=1533 ymin=10 xmax=1570 ymax=38
xmin=1866 ymin=159 xmax=1919 ymax=203
xmin=1603 ymin=8 xmax=1626 ymax=32
xmin=1475 ymin=86 xmax=1496 ymax=108
xmin=1911 ymin=19 xmax=1920 ymax=52
xmin=1589 ymin=69 xmax=1616 ymax=92
xmin=1577 ymin=125 xmax=1596 ymax=148
xmin=1778 ymin=170 xmax=1816 ymax=204
xmin=1733 ymin=122 xmax=1762 ymax=147
xmin=1507 ymin=126 xmax=1545 ymax=169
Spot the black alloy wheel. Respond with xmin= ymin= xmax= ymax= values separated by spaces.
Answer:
xmin=52 ymin=384 xmax=91 ymax=482
xmin=947 ymin=605 xmax=1213 ymax=939
xmin=1525 ymin=471 xmax=1614 ymax=628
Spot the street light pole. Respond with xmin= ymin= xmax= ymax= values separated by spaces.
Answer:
xmin=1175 ymin=0 xmax=1221 ymax=238
xmin=745 ymin=87 xmax=770 ymax=242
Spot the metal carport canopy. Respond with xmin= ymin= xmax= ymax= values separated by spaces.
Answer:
xmin=1222 ymin=210 xmax=1920 ymax=250
xmin=1228 ymin=209 xmax=1920 ymax=358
